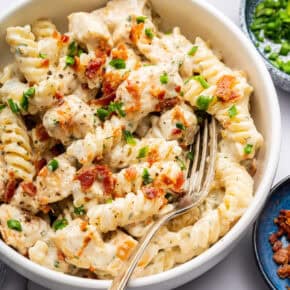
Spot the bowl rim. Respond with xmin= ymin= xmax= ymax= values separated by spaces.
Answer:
xmin=239 ymin=0 xmax=290 ymax=83
xmin=0 ymin=0 xmax=282 ymax=288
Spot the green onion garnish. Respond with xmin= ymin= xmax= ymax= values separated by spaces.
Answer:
xmin=96 ymin=108 xmax=109 ymax=121
xmin=109 ymin=59 xmax=126 ymax=69
xmin=7 ymin=99 xmax=20 ymax=114
xmin=136 ymin=16 xmax=147 ymax=23
xmin=244 ymin=144 xmax=253 ymax=154
xmin=47 ymin=159 xmax=59 ymax=171
xmin=196 ymin=95 xmax=212 ymax=111
xmin=74 ymin=205 xmax=85 ymax=216
xmin=142 ymin=168 xmax=153 ymax=185
xmin=53 ymin=219 xmax=68 ymax=231
xmin=137 ymin=146 xmax=149 ymax=159
xmin=160 ymin=72 xmax=169 ymax=84
xmin=176 ymin=122 xmax=186 ymax=130
xmin=228 ymin=105 xmax=238 ymax=118
xmin=123 ymin=130 xmax=136 ymax=145
xmin=145 ymin=28 xmax=154 ymax=39
xmin=7 ymin=219 xmax=22 ymax=232
xmin=188 ymin=46 xmax=198 ymax=56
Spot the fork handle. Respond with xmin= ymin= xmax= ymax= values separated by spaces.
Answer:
xmin=109 ymin=211 xmax=174 ymax=290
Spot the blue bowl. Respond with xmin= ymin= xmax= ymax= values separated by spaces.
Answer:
xmin=240 ymin=0 xmax=290 ymax=92
xmin=253 ymin=176 xmax=290 ymax=289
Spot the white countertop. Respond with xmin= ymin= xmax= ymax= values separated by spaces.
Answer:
xmin=0 ymin=0 xmax=288 ymax=289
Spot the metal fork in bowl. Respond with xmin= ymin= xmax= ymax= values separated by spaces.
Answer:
xmin=110 ymin=117 xmax=217 ymax=290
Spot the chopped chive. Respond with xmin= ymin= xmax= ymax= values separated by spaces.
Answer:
xmin=7 ymin=219 xmax=22 ymax=232
xmin=68 ymin=41 xmax=78 ymax=57
xmin=109 ymin=59 xmax=126 ymax=69
xmin=7 ymin=98 xmax=20 ymax=113
xmin=193 ymin=75 xmax=210 ymax=89
xmin=188 ymin=46 xmax=198 ymax=56
xmin=106 ymin=198 xmax=113 ymax=204
xmin=65 ymin=55 xmax=75 ymax=66
xmin=137 ymin=146 xmax=149 ymax=159
xmin=0 ymin=104 xmax=6 ymax=112
xmin=54 ymin=261 xmax=60 ymax=268
xmin=228 ymin=105 xmax=238 ymax=118
xmin=142 ymin=168 xmax=153 ymax=185
xmin=176 ymin=157 xmax=186 ymax=170
xmin=47 ymin=159 xmax=59 ymax=171
xmin=136 ymin=16 xmax=147 ymax=23
xmin=39 ymin=53 xmax=47 ymax=59
xmin=145 ymin=28 xmax=154 ymax=39
xmin=196 ymin=95 xmax=212 ymax=111
xmin=186 ymin=151 xmax=194 ymax=161
xmin=53 ymin=218 xmax=68 ymax=231
xmin=74 ymin=205 xmax=85 ymax=216
xmin=160 ymin=72 xmax=169 ymax=84
xmin=96 ymin=108 xmax=109 ymax=121
xmin=176 ymin=122 xmax=186 ymax=130
xmin=244 ymin=144 xmax=253 ymax=155
xmin=123 ymin=130 xmax=136 ymax=145
xmin=108 ymin=101 xmax=126 ymax=117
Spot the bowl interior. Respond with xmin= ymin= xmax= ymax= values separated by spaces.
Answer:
xmin=0 ymin=0 xmax=281 ymax=289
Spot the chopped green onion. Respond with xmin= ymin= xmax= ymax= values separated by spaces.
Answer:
xmin=186 ymin=151 xmax=194 ymax=161
xmin=142 ymin=168 xmax=153 ymax=185
xmin=24 ymin=87 xmax=35 ymax=97
xmin=7 ymin=219 xmax=22 ymax=232
xmin=193 ymin=75 xmax=210 ymax=89
xmin=228 ymin=105 xmax=238 ymax=118
xmin=176 ymin=122 xmax=186 ymax=130
xmin=7 ymin=98 xmax=20 ymax=114
xmin=96 ymin=108 xmax=109 ymax=121
xmin=106 ymin=198 xmax=113 ymax=204
xmin=0 ymin=104 xmax=6 ymax=112
xmin=244 ymin=144 xmax=253 ymax=155
xmin=39 ymin=53 xmax=47 ymax=59
xmin=20 ymin=87 xmax=35 ymax=111
xmin=65 ymin=55 xmax=75 ymax=66
xmin=188 ymin=46 xmax=198 ymax=56
xmin=54 ymin=261 xmax=60 ymax=268
xmin=123 ymin=130 xmax=136 ymax=145
xmin=145 ymin=28 xmax=154 ymax=39
xmin=109 ymin=59 xmax=126 ymax=69
xmin=137 ymin=146 xmax=149 ymax=159
xmin=176 ymin=157 xmax=186 ymax=170
xmin=196 ymin=95 xmax=212 ymax=111
xmin=47 ymin=159 xmax=59 ymax=171
xmin=160 ymin=72 xmax=169 ymax=84
xmin=68 ymin=41 xmax=78 ymax=57
xmin=108 ymin=101 xmax=126 ymax=117
xmin=53 ymin=218 xmax=68 ymax=231
xmin=74 ymin=205 xmax=85 ymax=216
xmin=136 ymin=16 xmax=147 ymax=23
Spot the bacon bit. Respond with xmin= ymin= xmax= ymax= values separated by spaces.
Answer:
xmin=97 ymin=39 xmax=111 ymax=56
xmin=150 ymin=87 xmax=166 ymax=100
xmin=72 ymin=56 xmax=81 ymax=72
xmin=60 ymin=34 xmax=69 ymax=43
xmin=130 ymin=23 xmax=144 ymax=44
xmin=174 ymin=172 xmax=185 ymax=192
xmin=147 ymin=148 xmax=159 ymax=166
xmin=35 ymin=124 xmax=50 ymax=142
xmin=89 ymin=266 xmax=96 ymax=273
xmin=38 ymin=166 xmax=48 ymax=177
xmin=85 ymin=56 xmax=106 ymax=80
xmin=80 ymin=221 xmax=88 ymax=232
xmin=172 ymin=128 xmax=182 ymax=135
xmin=156 ymin=97 xmax=180 ymax=112
xmin=77 ymin=233 xmax=92 ymax=257
xmin=4 ymin=174 xmax=17 ymax=202
xmin=116 ymin=240 xmax=136 ymax=261
xmin=21 ymin=182 xmax=37 ymax=197
xmin=215 ymin=75 xmax=239 ymax=102
xmin=175 ymin=85 xmax=181 ymax=93
xmin=57 ymin=250 xmax=65 ymax=261
xmin=143 ymin=187 xmax=163 ymax=199
xmin=124 ymin=167 xmax=137 ymax=181
xmin=40 ymin=59 xmax=49 ymax=68
xmin=54 ymin=92 xmax=64 ymax=106
xmin=53 ymin=30 xmax=60 ymax=40
xmin=125 ymin=81 xmax=141 ymax=112
xmin=111 ymin=43 xmax=128 ymax=60
xmin=34 ymin=158 xmax=47 ymax=174
xmin=75 ymin=165 xmax=115 ymax=194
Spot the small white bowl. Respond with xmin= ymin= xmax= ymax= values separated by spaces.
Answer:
xmin=0 ymin=0 xmax=281 ymax=289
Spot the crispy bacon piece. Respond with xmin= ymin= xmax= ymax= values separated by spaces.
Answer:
xmin=174 ymin=172 xmax=185 ymax=192
xmin=75 ymin=165 xmax=115 ymax=194
xmin=21 ymin=182 xmax=37 ymax=196
xmin=40 ymin=59 xmax=50 ymax=68
xmin=172 ymin=128 xmax=182 ymax=135
xmin=142 ymin=187 xmax=163 ymax=199
xmin=111 ymin=43 xmax=128 ymax=60
xmin=150 ymin=87 xmax=166 ymax=100
xmin=175 ymin=85 xmax=181 ymax=93
xmin=130 ymin=23 xmax=144 ymax=44
xmin=126 ymin=81 xmax=141 ymax=112
xmin=34 ymin=158 xmax=47 ymax=174
xmin=85 ymin=52 xmax=106 ymax=80
xmin=4 ymin=174 xmax=17 ymax=202
xmin=215 ymin=75 xmax=239 ymax=102
xmin=156 ymin=97 xmax=180 ymax=112
xmin=124 ymin=167 xmax=137 ymax=181
xmin=35 ymin=124 xmax=50 ymax=142
xmin=60 ymin=34 xmax=69 ymax=43
xmin=98 ymin=39 xmax=111 ymax=56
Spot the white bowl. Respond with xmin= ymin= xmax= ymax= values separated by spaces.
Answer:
xmin=0 ymin=0 xmax=281 ymax=289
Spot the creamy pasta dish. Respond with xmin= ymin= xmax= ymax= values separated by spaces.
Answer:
xmin=0 ymin=0 xmax=263 ymax=279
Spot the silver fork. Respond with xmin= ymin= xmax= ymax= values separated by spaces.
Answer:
xmin=109 ymin=117 xmax=217 ymax=290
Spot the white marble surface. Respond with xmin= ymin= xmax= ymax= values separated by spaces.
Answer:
xmin=0 ymin=0 xmax=288 ymax=289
